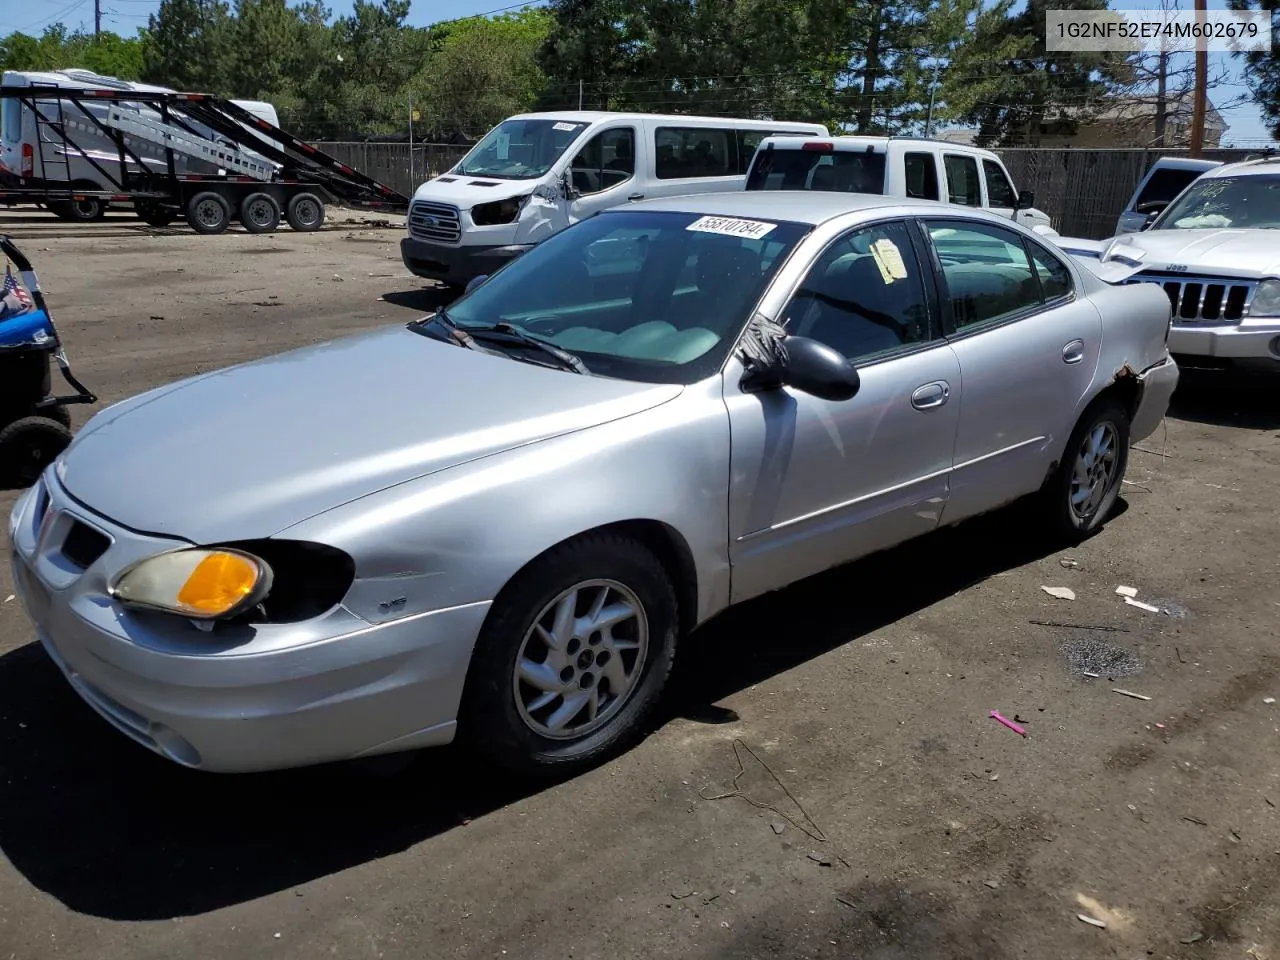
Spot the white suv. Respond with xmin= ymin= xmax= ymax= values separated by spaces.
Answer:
xmin=1060 ymin=157 xmax=1280 ymax=374
xmin=743 ymin=135 xmax=1055 ymax=233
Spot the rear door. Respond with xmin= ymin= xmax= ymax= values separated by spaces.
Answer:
xmin=942 ymin=152 xmax=984 ymax=208
xmin=980 ymin=157 xmax=1019 ymax=221
xmin=920 ymin=217 xmax=1101 ymax=524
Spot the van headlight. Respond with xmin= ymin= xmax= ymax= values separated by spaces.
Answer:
xmin=1249 ymin=278 xmax=1280 ymax=317
xmin=110 ymin=548 xmax=272 ymax=620
xmin=471 ymin=196 xmax=528 ymax=226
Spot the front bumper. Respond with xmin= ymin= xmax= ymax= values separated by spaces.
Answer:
xmin=1130 ymin=353 xmax=1180 ymax=443
xmin=400 ymin=237 xmax=532 ymax=286
xmin=1167 ymin=321 xmax=1280 ymax=372
xmin=7 ymin=472 xmax=490 ymax=773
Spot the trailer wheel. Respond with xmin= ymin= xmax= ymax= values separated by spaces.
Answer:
xmin=286 ymin=192 xmax=325 ymax=232
xmin=186 ymin=191 xmax=232 ymax=235
xmin=49 ymin=195 xmax=106 ymax=223
xmin=240 ymin=192 xmax=281 ymax=233
xmin=135 ymin=201 xmax=176 ymax=228
xmin=0 ymin=416 xmax=73 ymax=489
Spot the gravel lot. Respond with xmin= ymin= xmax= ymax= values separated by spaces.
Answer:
xmin=0 ymin=209 xmax=1278 ymax=960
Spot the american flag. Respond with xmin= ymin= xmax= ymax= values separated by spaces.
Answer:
xmin=3 ymin=263 xmax=31 ymax=309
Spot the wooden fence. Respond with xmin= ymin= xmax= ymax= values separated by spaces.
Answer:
xmin=313 ymin=141 xmax=1270 ymax=240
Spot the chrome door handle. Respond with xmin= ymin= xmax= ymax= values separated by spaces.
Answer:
xmin=1062 ymin=339 xmax=1085 ymax=364
xmin=628 ymin=193 xmax=645 ymax=201
xmin=911 ymin=380 xmax=950 ymax=410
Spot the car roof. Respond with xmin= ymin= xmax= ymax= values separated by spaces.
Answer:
xmin=622 ymin=190 xmax=991 ymax=226
xmin=1201 ymin=156 xmax=1280 ymax=179
xmin=755 ymin=134 xmax=998 ymax=158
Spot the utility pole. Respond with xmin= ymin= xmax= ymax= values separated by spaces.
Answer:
xmin=1189 ymin=0 xmax=1207 ymax=156
xmin=408 ymin=93 xmax=414 ymax=187
xmin=578 ymin=78 xmax=584 ymax=111
xmin=94 ymin=0 xmax=101 ymax=36
xmin=924 ymin=69 xmax=939 ymax=138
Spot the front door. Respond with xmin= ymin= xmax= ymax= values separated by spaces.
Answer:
xmin=565 ymin=125 xmax=639 ymax=227
xmin=921 ymin=217 xmax=1103 ymax=523
xmin=725 ymin=219 xmax=964 ymax=604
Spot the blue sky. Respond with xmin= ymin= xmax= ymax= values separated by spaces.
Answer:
xmin=3 ymin=0 xmax=1274 ymax=144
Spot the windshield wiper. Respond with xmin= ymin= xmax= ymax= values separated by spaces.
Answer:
xmin=465 ymin=323 xmax=589 ymax=374
xmin=409 ymin=308 xmax=481 ymax=349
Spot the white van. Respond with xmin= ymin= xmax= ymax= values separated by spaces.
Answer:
xmin=743 ymin=135 xmax=1056 ymax=233
xmin=400 ymin=111 xmax=829 ymax=289
xmin=0 ymin=68 xmax=281 ymax=221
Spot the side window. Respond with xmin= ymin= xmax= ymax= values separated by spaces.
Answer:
xmin=1134 ymin=168 xmax=1205 ymax=209
xmin=927 ymin=221 xmax=1043 ymax=329
xmin=655 ymin=127 xmax=733 ymax=180
xmin=780 ymin=220 xmax=931 ymax=362
xmin=904 ymin=152 xmax=939 ymax=200
xmin=982 ymin=159 xmax=1018 ymax=208
xmin=1026 ymin=240 xmax=1073 ymax=301
xmin=943 ymin=154 xmax=982 ymax=206
xmin=569 ymin=126 xmax=635 ymax=196
xmin=738 ymin=130 xmax=767 ymax=174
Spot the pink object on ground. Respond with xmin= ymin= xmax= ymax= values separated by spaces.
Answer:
xmin=991 ymin=711 xmax=1027 ymax=737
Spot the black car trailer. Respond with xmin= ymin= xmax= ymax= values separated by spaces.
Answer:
xmin=0 ymin=85 xmax=410 ymax=233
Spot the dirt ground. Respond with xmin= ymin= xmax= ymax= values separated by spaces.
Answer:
xmin=0 ymin=208 xmax=1278 ymax=960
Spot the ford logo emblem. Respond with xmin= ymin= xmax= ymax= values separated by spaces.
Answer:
xmin=424 ymin=216 xmax=438 ymax=226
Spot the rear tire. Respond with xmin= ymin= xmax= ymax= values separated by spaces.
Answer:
xmin=239 ymin=192 xmax=281 ymax=233
xmin=285 ymin=192 xmax=325 ymax=232
xmin=30 ymin=403 xmax=71 ymax=429
xmin=1040 ymin=396 xmax=1130 ymax=542
xmin=0 ymin=416 xmax=73 ymax=488
xmin=186 ymin=191 xmax=232 ymax=235
xmin=49 ymin=192 xmax=106 ymax=223
xmin=457 ymin=533 xmax=678 ymax=778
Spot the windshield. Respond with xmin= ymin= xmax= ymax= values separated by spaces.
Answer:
xmin=745 ymin=147 xmax=887 ymax=194
xmin=1155 ymin=174 xmax=1280 ymax=230
xmin=442 ymin=210 xmax=812 ymax=383
xmin=455 ymin=118 xmax=590 ymax=180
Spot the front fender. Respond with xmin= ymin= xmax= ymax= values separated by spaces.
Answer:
xmin=278 ymin=376 xmax=733 ymax=629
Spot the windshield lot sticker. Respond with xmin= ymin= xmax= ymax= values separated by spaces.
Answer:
xmin=553 ymin=122 xmax=578 ymax=132
xmin=686 ymin=216 xmax=777 ymax=239
xmin=496 ymin=132 xmax=511 ymax=160
xmin=871 ymin=238 xmax=908 ymax=282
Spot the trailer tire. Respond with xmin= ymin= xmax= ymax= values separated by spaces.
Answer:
xmin=186 ymin=192 xmax=232 ymax=235
xmin=286 ymin=192 xmax=325 ymax=232
xmin=135 ymin=201 xmax=176 ymax=228
xmin=0 ymin=416 xmax=73 ymax=489
xmin=49 ymin=194 xmax=106 ymax=223
xmin=239 ymin=192 xmax=281 ymax=233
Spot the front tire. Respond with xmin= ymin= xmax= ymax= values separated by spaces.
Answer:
xmin=1042 ymin=396 xmax=1130 ymax=541
xmin=458 ymin=533 xmax=678 ymax=777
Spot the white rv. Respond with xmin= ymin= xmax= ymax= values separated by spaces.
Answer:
xmin=0 ymin=68 xmax=280 ymax=221
xmin=400 ymin=111 xmax=829 ymax=289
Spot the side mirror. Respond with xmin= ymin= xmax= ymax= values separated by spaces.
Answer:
xmin=465 ymin=274 xmax=488 ymax=294
xmin=778 ymin=336 xmax=860 ymax=401
xmin=1016 ymin=189 xmax=1035 ymax=210
xmin=561 ymin=172 xmax=581 ymax=201
xmin=1140 ymin=210 xmax=1160 ymax=231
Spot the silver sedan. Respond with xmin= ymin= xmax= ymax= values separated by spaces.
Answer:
xmin=7 ymin=193 xmax=1179 ymax=775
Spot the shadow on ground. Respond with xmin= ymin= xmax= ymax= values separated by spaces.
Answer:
xmin=1167 ymin=367 xmax=1280 ymax=431
xmin=0 ymin=501 xmax=1071 ymax=921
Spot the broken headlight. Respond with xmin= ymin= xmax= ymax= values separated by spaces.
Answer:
xmin=471 ymin=196 xmax=528 ymax=226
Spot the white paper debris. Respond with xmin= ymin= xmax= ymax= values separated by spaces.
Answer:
xmin=1115 ymin=585 xmax=1138 ymax=598
xmin=1264 ymin=697 xmax=1276 ymax=705
xmin=1077 ymin=913 xmax=1108 ymax=929
xmin=3 ymin=594 xmax=13 ymax=603
xmin=1041 ymin=586 xmax=1076 ymax=601
xmin=1124 ymin=597 xmax=1160 ymax=613
xmin=1113 ymin=688 xmax=1152 ymax=701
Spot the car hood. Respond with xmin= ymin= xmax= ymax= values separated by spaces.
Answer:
xmin=412 ymin=174 xmax=536 ymax=207
xmin=58 ymin=325 xmax=682 ymax=543
xmin=1055 ymin=228 xmax=1280 ymax=283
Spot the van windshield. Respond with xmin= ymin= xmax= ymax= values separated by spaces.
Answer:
xmin=746 ymin=148 xmax=887 ymax=194
xmin=455 ymin=118 xmax=591 ymax=180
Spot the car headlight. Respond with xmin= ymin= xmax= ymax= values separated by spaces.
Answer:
xmin=110 ymin=548 xmax=272 ymax=620
xmin=1249 ymin=278 xmax=1280 ymax=317
xmin=471 ymin=196 xmax=527 ymax=226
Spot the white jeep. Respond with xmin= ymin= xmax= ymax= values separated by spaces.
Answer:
xmin=1059 ymin=157 xmax=1280 ymax=374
